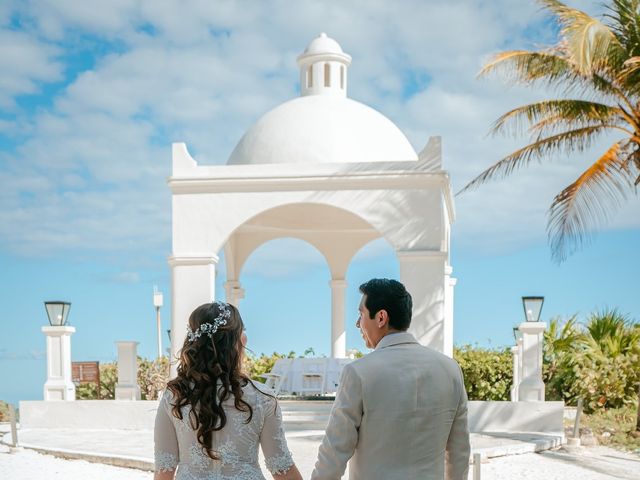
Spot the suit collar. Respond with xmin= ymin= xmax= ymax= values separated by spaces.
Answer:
xmin=374 ymin=331 xmax=418 ymax=350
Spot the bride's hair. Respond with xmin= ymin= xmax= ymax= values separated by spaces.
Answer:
xmin=166 ymin=302 xmax=253 ymax=460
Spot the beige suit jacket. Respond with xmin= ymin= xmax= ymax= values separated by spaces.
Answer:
xmin=311 ymin=332 xmax=470 ymax=480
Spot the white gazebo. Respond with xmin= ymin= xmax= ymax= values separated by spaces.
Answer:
xmin=168 ymin=33 xmax=456 ymax=368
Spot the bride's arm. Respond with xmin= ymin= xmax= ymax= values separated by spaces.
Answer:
xmin=154 ymin=392 xmax=179 ymax=480
xmin=272 ymin=464 xmax=303 ymax=480
xmin=260 ymin=396 xmax=301 ymax=480
xmin=154 ymin=470 xmax=176 ymax=480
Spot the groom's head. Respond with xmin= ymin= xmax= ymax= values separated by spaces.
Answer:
xmin=357 ymin=278 xmax=413 ymax=348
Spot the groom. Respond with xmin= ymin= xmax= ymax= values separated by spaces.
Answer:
xmin=311 ymin=278 xmax=470 ymax=480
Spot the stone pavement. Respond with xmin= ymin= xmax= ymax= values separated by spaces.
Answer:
xmin=1 ymin=400 xmax=564 ymax=478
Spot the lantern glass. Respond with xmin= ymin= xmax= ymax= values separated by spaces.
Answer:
xmin=44 ymin=301 xmax=71 ymax=326
xmin=522 ymin=296 xmax=544 ymax=322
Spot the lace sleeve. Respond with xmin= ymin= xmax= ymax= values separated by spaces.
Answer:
xmin=260 ymin=396 xmax=294 ymax=475
xmin=154 ymin=390 xmax=179 ymax=473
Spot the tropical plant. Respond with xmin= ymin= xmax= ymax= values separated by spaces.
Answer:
xmin=461 ymin=0 xmax=640 ymax=262
xmin=243 ymin=351 xmax=296 ymax=383
xmin=138 ymin=356 xmax=170 ymax=400
xmin=454 ymin=345 xmax=513 ymax=400
xmin=567 ymin=309 xmax=640 ymax=410
xmin=543 ymin=315 xmax=583 ymax=401
xmin=0 ymin=400 xmax=10 ymax=422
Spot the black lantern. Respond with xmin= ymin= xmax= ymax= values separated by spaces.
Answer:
xmin=522 ymin=296 xmax=544 ymax=322
xmin=44 ymin=301 xmax=71 ymax=326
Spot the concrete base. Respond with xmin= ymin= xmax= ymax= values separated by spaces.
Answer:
xmin=115 ymin=386 xmax=141 ymax=401
xmin=19 ymin=400 xmax=158 ymax=430
xmin=468 ymin=401 xmax=564 ymax=434
xmin=19 ymin=399 xmax=565 ymax=435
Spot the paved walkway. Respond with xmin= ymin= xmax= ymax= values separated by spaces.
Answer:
xmin=1 ymin=400 xmax=565 ymax=478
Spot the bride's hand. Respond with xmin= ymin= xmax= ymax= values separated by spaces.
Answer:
xmin=273 ymin=464 xmax=303 ymax=480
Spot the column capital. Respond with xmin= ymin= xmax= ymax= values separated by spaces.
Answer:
xmin=329 ymin=279 xmax=347 ymax=288
xmin=397 ymin=250 xmax=447 ymax=261
xmin=41 ymin=326 xmax=76 ymax=335
xmin=518 ymin=321 xmax=547 ymax=333
xmin=168 ymin=254 xmax=219 ymax=266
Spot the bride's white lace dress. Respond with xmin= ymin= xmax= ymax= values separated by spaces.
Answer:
xmin=154 ymin=381 xmax=294 ymax=479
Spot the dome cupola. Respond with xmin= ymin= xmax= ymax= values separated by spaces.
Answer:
xmin=226 ymin=34 xmax=417 ymax=166
xmin=297 ymin=33 xmax=352 ymax=98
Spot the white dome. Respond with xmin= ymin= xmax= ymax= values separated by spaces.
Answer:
xmin=227 ymin=96 xmax=418 ymax=165
xmin=303 ymin=32 xmax=344 ymax=55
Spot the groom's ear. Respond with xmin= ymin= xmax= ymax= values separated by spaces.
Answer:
xmin=377 ymin=309 xmax=389 ymax=328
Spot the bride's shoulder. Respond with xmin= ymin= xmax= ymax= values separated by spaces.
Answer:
xmin=243 ymin=379 xmax=276 ymax=405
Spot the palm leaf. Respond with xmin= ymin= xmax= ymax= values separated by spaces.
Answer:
xmin=479 ymin=49 xmax=577 ymax=85
xmin=541 ymin=0 xmax=620 ymax=74
xmin=459 ymin=125 xmax=610 ymax=194
xmin=491 ymin=100 xmax=624 ymax=137
xmin=547 ymin=141 xmax=637 ymax=261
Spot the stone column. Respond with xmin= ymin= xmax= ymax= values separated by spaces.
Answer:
xmin=510 ymin=344 xmax=521 ymax=402
xmin=444 ymin=266 xmax=456 ymax=358
xmin=329 ymin=279 xmax=347 ymax=358
xmin=517 ymin=322 xmax=546 ymax=401
xmin=224 ymin=280 xmax=245 ymax=307
xmin=168 ymin=254 xmax=218 ymax=377
xmin=398 ymin=250 xmax=450 ymax=355
xmin=42 ymin=326 xmax=76 ymax=401
xmin=115 ymin=341 xmax=141 ymax=400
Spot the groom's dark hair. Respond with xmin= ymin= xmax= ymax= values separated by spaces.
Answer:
xmin=359 ymin=278 xmax=412 ymax=331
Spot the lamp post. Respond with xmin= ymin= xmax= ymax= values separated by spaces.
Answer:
xmin=153 ymin=287 xmax=164 ymax=359
xmin=42 ymin=301 xmax=76 ymax=401
xmin=522 ymin=296 xmax=544 ymax=322
xmin=517 ymin=295 xmax=546 ymax=401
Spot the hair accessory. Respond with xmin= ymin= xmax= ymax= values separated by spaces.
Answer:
xmin=187 ymin=302 xmax=232 ymax=342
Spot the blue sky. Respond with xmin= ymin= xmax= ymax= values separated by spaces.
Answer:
xmin=1 ymin=0 xmax=638 ymax=405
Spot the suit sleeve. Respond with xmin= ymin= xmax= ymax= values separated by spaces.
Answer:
xmin=310 ymin=363 xmax=362 ymax=480
xmin=445 ymin=364 xmax=471 ymax=480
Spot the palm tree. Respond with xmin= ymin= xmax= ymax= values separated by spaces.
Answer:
xmin=460 ymin=0 xmax=640 ymax=262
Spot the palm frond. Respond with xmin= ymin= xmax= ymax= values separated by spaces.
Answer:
xmin=491 ymin=99 xmax=624 ymax=137
xmin=547 ymin=141 xmax=638 ymax=262
xmin=604 ymin=0 xmax=640 ymax=56
xmin=458 ymin=125 xmax=611 ymax=194
xmin=540 ymin=0 xmax=620 ymax=74
xmin=479 ymin=50 xmax=577 ymax=85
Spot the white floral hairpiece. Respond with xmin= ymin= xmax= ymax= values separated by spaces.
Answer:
xmin=187 ymin=302 xmax=232 ymax=342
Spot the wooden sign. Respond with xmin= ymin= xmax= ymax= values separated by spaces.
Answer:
xmin=72 ymin=361 xmax=101 ymax=397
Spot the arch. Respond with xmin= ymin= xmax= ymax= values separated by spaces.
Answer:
xmin=217 ymin=201 xmax=385 ymax=282
xmin=219 ymin=237 xmax=333 ymax=356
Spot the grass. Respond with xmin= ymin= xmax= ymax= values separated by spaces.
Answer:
xmin=571 ymin=404 xmax=640 ymax=453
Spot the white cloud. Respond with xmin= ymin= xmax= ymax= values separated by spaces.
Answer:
xmin=0 ymin=0 xmax=636 ymax=265
xmin=0 ymin=29 xmax=62 ymax=108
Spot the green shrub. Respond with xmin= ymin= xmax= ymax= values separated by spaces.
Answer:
xmin=138 ymin=356 xmax=170 ymax=400
xmin=243 ymin=351 xmax=296 ymax=383
xmin=74 ymin=357 xmax=169 ymax=400
xmin=0 ymin=400 xmax=10 ymax=422
xmin=454 ymin=345 xmax=513 ymax=401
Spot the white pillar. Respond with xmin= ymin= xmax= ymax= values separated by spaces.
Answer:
xmin=115 ymin=341 xmax=141 ymax=400
xmin=444 ymin=266 xmax=456 ymax=358
xmin=224 ymin=280 xmax=245 ymax=307
xmin=510 ymin=344 xmax=520 ymax=402
xmin=169 ymin=254 xmax=218 ymax=377
xmin=517 ymin=322 xmax=546 ymax=401
xmin=329 ymin=279 xmax=347 ymax=358
xmin=42 ymin=326 xmax=76 ymax=401
xmin=398 ymin=251 xmax=450 ymax=356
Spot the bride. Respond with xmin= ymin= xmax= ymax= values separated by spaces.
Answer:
xmin=154 ymin=301 xmax=303 ymax=480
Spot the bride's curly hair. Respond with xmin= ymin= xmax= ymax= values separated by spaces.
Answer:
xmin=166 ymin=302 xmax=254 ymax=460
